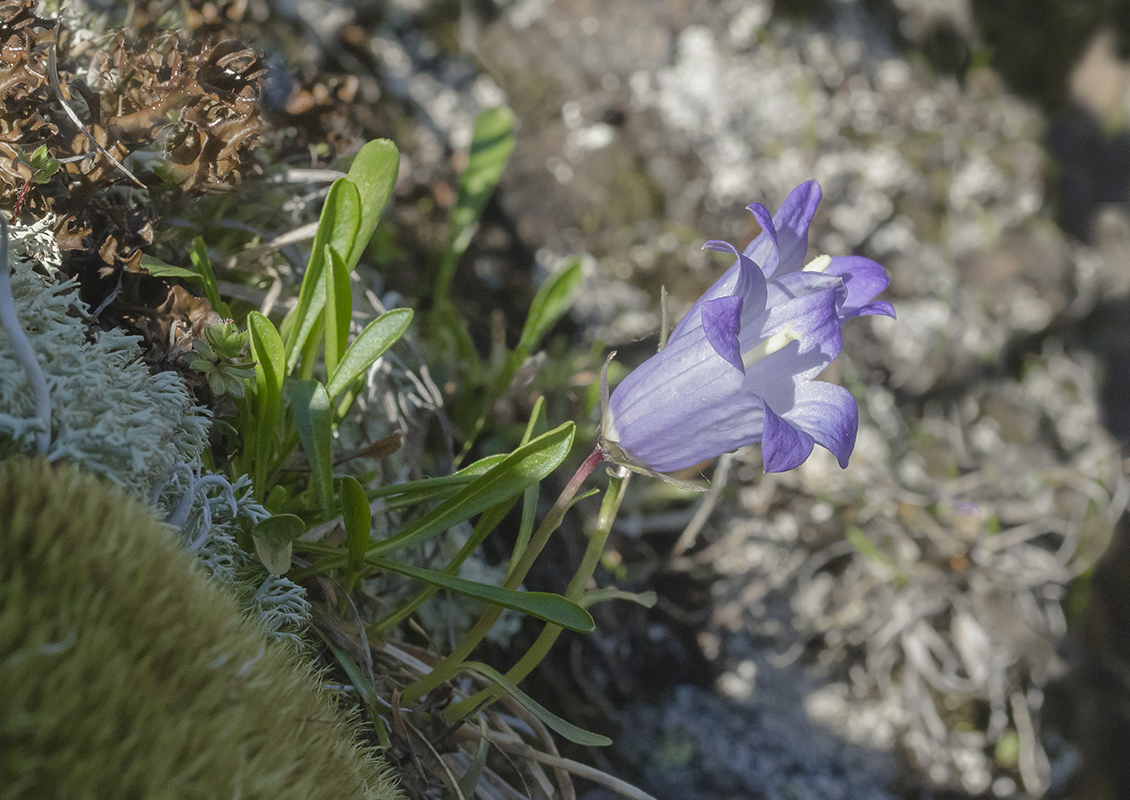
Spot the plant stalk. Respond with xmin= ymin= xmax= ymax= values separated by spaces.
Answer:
xmin=401 ymin=446 xmax=605 ymax=705
xmin=445 ymin=465 xmax=629 ymax=720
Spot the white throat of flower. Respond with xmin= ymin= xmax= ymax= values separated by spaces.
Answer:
xmin=803 ymin=254 xmax=831 ymax=273
xmin=743 ymin=323 xmax=800 ymax=369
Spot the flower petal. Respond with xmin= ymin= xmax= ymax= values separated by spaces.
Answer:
xmin=857 ymin=300 xmax=896 ymax=318
xmin=608 ymin=326 xmax=740 ymax=429
xmin=742 ymin=282 xmax=842 ymax=390
xmin=744 ymin=201 xmax=778 ymax=273
xmin=825 ymin=255 xmax=895 ymax=321
xmin=761 ymin=401 xmax=815 ymax=472
xmin=777 ymin=381 xmax=859 ymax=468
xmin=701 ymin=295 xmax=744 ymax=370
xmin=670 ymin=240 xmax=767 ymax=343
xmin=607 ymin=331 xmax=766 ymax=473
xmin=744 ymin=180 xmax=822 ymax=278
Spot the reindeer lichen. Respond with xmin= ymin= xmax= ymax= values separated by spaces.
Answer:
xmin=0 ymin=219 xmax=210 ymax=497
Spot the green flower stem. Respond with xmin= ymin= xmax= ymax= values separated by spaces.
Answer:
xmin=445 ymin=465 xmax=629 ymax=720
xmin=401 ymin=446 xmax=605 ymax=705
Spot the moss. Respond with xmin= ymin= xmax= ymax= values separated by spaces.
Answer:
xmin=0 ymin=459 xmax=401 ymax=800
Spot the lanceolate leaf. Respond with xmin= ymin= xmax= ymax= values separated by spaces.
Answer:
xmin=519 ymin=256 xmax=583 ymax=351
xmin=370 ymin=557 xmax=594 ymax=633
xmin=367 ymin=422 xmax=575 ymax=557
xmin=282 ymin=179 xmax=362 ymax=372
xmin=139 ymin=254 xmax=202 ymax=283
xmin=435 ymin=106 xmax=515 ymax=303
xmin=188 ymin=237 xmax=230 ymax=318
xmin=341 ymin=475 xmax=371 ymax=576
xmin=462 ymin=662 xmax=612 ymax=746
xmin=343 ymin=139 xmax=399 ymax=269
xmin=369 ymin=496 xmax=518 ymax=634
xmin=325 ymin=308 xmax=413 ymax=400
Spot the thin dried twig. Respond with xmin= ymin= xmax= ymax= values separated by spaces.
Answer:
xmin=493 ymin=700 xmax=575 ymax=800
xmin=406 ymin=717 xmax=468 ymax=800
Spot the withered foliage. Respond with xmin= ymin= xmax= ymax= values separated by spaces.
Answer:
xmin=0 ymin=0 xmax=267 ymax=276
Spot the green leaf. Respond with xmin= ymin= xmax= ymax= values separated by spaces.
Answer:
xmin=519 ymin=256 xmax=583 ymax=350
xmin=287 ymin=380 xmax=335 ymax=518
xmin=325 ymin=307 xmax=414 ymax=400
xmin=579 ymin=588 xmax=658 ymax=609
xmin=325 ymin=637 xmax=379 ymax=711
xmin=368 ymin=422 xmax=575 ymax=557
xmin=282 ymin=179 xmax=362 ymax=373
xmin=369 ymin=496 xmax=518 ymax=634
xmin=508 ymin=484 xmax=540 ymax=576
xmin=435 ymin=106 xmax=515 ymax=303
xmin=247 ymin=312 xmax=285 ymax=497
xmin=251 ymin=514 xmax=305 ymax=574
xmin=341 ymin=475 xmax=371 ymax=576
xmin=189 ymin=237 xmax=230 ymax=318
xmin=462 ymin=662 xmax=611 ymax=746
xmin=138 ymin=254 xmax=203 ymax=282
xmin=343 ymin=139 xmax=400 ymax=270
xmin=323 ymin=245 xmax=352 ymax=378
xmin=457 ymin=720 xmax=491 ymax=799
xmin=371 ymin=557 xmax=593 ymax=633
xmin=28 ymin=144 xmax=60 ymax=182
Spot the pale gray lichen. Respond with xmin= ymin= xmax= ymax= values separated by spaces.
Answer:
xmin=154 ymin=465 xmax=311 ymax=643
xmin=0 ymin=220 xmax=210 ymax=497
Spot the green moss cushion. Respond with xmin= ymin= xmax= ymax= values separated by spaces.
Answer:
xmin=0 ymin=459 xmax=401 ymax=800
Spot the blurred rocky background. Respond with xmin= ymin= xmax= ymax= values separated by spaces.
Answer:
xmin=323 ymin=1 xmax=1129 ymax=797
xmin=38 ymin=0 xmax=1130 ymax=797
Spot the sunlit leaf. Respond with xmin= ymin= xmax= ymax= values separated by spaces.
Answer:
xmin=343 ymin=139 xmax=399 ymax=269
xmin=325 ymin=307 xmax=413 ymax=400
xmin=435 ymin=106 xmax=515 ymax=303
xmin=368 ymin=422 xmax=574 ymax=556
xmin=282 ymin=178 xmax=362 ymax=372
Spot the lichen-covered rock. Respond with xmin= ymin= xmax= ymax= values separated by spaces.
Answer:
xmin=0 ymin=458 xmax=400 ymax=800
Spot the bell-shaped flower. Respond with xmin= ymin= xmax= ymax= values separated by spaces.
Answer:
xmin=601 ymin=181 xmax=894 ymax=475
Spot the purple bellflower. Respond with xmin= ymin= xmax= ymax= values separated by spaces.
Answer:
xmin=600 ymin=181 xmax=894 ymax=475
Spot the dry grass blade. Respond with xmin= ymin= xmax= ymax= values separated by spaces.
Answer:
xmin=483 ymin=732 xmax=659 ymax=800
xmin=370 ymin=640 xmax=636 ymax=800
xmin=491 ymin=700 xmax=575 ymax=800
xmin=406 ymin=716 xmax=467 ymax=800
xmin=492 ymin=716 xmax=556 ymax=799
